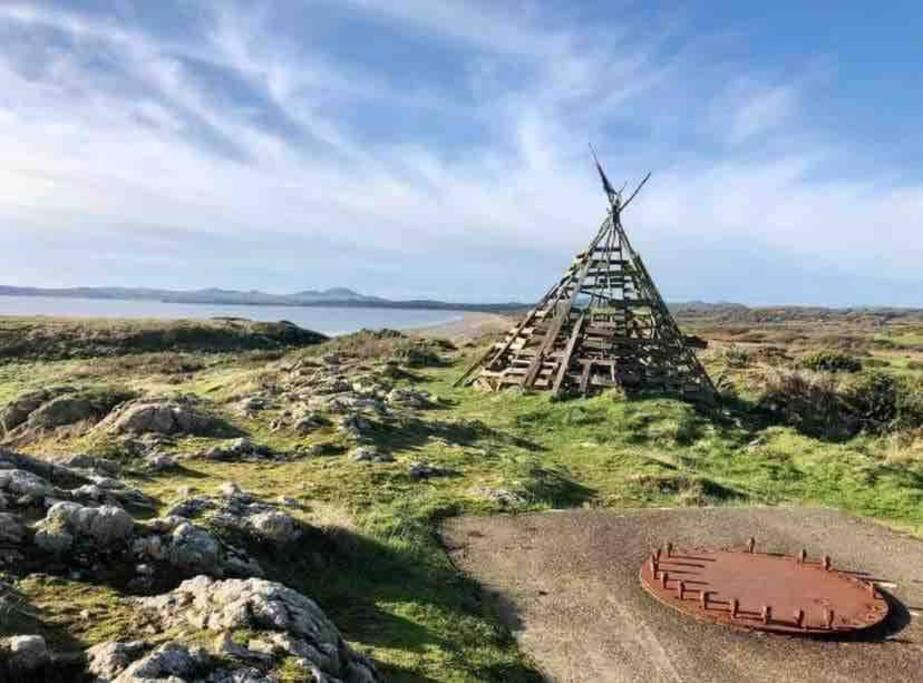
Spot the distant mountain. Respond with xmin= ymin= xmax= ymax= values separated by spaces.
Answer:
xmin=0 ymin=284 xmax=525 ymax=312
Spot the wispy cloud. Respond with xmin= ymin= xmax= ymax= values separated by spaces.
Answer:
xmin=0 ymin=0 xmax=919 ymax=305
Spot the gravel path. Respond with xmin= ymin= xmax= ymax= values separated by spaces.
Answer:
xmin=442 ymin=507 xmax=923 ymax=683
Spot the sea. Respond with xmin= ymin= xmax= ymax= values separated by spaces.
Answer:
xmin=0 ymin=295 xmax=462 ymax=336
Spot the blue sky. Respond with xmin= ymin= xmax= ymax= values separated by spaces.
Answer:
xmin=0 ymin=1 xmax=920 ymax=306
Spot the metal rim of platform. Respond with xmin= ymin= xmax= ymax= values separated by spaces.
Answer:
xmin=639 ymin=539 xmax=889 ymax=635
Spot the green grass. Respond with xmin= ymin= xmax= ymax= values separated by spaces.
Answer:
xmin=1 ymin=318 xmax=921 ymax=681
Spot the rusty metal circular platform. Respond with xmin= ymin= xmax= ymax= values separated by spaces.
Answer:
xmin=639 ymin=540 xmax=888 ymax=635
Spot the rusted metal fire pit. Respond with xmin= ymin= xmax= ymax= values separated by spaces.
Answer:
xmin=639 ymin=538 xmax=888 ymax=635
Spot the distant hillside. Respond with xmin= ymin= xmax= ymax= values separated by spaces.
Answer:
xmin=0 ymin=285 xmax=526 ymax=312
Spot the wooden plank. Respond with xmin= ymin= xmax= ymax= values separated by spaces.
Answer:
xmin=551 ymin=313 xmax=585 ymax=397
xmin=579 ymin=361 xmax=592 ymax=395
xmin=521 ymin=313 xmax=567 ymax=387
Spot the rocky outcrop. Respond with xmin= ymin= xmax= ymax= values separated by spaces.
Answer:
xmin=1 ymin=635 xmax=49 ymax=677
xmin=33 ymin=502 xmax=134 ymax=554
xmin=0 ymin=386 xmax=134 ymax=440
xmin=0 ymin=449 xmax=154 ymax=513
xmin=100 ymin=398 xmax=227 ymax=437
xmin=198 ymin=438 xmax=275 ymax=462
xmin=0 ymin=386 xmax=75 ymax=433
xmin=104 ymin=575 xmax=383 ymax=682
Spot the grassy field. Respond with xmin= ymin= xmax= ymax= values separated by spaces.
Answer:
xmin=1 ymin=309 xmax=921 ymax=681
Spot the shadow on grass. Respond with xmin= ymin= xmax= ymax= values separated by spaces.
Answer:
xmin=254 ymin=524 xmax=546 ymax=682
xmin=371 ymin=415 xmax=545 ymax=454
xmin=0 ymin=582 xmax=88 ymax=682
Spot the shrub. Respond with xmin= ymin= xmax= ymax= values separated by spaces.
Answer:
xmin=800 ymin=349 xmax=862 ymax=373
xmin=721 ymin=345 xmax=752 ymax=368
xmin=758 ymin=371 xmax=852 ymax=439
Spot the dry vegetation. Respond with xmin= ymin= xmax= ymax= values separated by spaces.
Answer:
xmin=0 ymin=307 xmax=920 ymax=681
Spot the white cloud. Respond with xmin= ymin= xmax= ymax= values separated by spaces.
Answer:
xmin=0 ymin=1 xmax=918 ymax=305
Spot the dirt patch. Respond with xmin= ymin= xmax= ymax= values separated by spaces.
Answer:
xmin=442 ymin=507 xmax=923 ymax=683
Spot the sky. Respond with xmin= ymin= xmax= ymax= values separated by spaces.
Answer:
xmin=0 ymin=1 xmax=921 ymax=307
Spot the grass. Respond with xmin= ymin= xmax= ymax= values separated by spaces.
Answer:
xmin=1 ymin=313 xmax=921 ymax=681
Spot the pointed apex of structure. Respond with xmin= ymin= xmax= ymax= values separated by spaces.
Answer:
xmin=456 ymin=156 xmax=716 ymax=403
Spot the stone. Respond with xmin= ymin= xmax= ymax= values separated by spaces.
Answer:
xmin=349 ymin=446 xmax=393 ymax=463
xmin=86 ymin=640 xmax=150 ymax=679
xmin=219 ymin=481 xmax=242 ymax=497
xmin=58 ymin=454 xmax=121 ymax=476
xmin=202 ymin=439 xmax=274 ymax=462
xmin=0 ymin=468 xmax=52 ymax=498
xmin=471 ymin=486 xmax=525 ymax=508
xmin=167 ymin=497 xmax=214 ymax=519
xmin=0 ymin=512 xmax=23 ymax=545
xmin=6 ymin=635 xmax=48 ymax=672
xmin=146 ymin=453 xmax=177 ymax=471
xmin=386 ymin=388 xmax=433 ymax=409
xmin=169 ymin=522 xmax=221 ymax=575
xmin=0 ymin=386 xmax=74 ymax=433
xmin=117 ymin=642 xmax=209 ymax=681
xmin=101 ymin=399 xmax=220 ymax=436
xmin=25 ymin=395 xmax=97 ymax=429
xmin=408 ymin=461 xmax=457 ymax=481
xmin=338 ymin=414 xmax=372 ymax=439
xmin=247 ymin=511 xmax=301 ymax=545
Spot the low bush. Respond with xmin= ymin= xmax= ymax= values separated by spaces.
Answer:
xmin=800 ymin=349 xmax=862 ymax=373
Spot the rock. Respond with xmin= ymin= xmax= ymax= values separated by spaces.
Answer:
xmin=292 ymin=411 xmax=327 ymax=434
xmin=0 ymin=468 xmax=53 ymax=498
xmin=58 ymin=454 xmax=121 ymax=477
xmin=0 ymin=386 xmax=74 ymax=433
xmin=167 ymin=496 xmax=214 ymax=519
xmin=146 ymin=453 xmax=177 ymax=471
xmin=247 ymin=511 xmax=301 ymax=546
xmin=219 ymin=482 xmax=242 ymax=497
xmin=86 ymin=640 xmax=150 ymax=679
xmin=25 ymin=394 xmax=97 ymax=429
xmin=338 ymin=414 xmax=371 ymax=439
xmin=201 ymin=438 xmax=274 ymax=462
xmin=471 ymin=486 xmax=525 ymax=508
xmin=117 ymin=642 xmax=209 ymax=681
xmin=5 ymin=634 xmax=48 ymax=672
xmin=169 ymin=522 xmax=221 ymax=575
xmin=34 ymin=502 xmax=134 ymax=550
xmin=386 ymin=388 xmax=433 ymax=409
xmin=0 ymin=512 xmax=24 ymax=544
xmin=349 ymin=447 xmax=392 ymax=463
xmin=101 ymin=399 xmax=222 ymax=436
xmin=137 ymin=576 xmax=381 ymax=681
xmin=408 ymin=461 xmax=457 ymax=481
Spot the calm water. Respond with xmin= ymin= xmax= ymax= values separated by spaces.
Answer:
xmin=0 ymin=295 xmax=461 ymax=336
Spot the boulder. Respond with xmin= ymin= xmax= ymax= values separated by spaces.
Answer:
xmin=115 ymin=642 xmax=209 ymax=681
xmin=137 ymin=576 xmax=381 ymax=681
xmin=350 ymin=447 xmax=392 ymax=463
xmin=0 ymin=512 xmax=24 ymax=544
xmin=5 ymin=635 xmax=48 ymax=673
xmin=0 ymin=468 xmax=52 ymax=498
xmin=25 ymin=394 xmax=97 ymax=429
xmin=408 ymin=461 xmax=457 ymax=481
xmin=386 ymin=388 xmax=433 ymax=409
xmin=247 ymin=511 xmax=301 ymax=546
xmin=168 ymin=522 xmax=221 ymax=575
xmin=34 ymin=502 xmax=134 ymax=552
xmin=101 ymin=399 xmax=222 ymax=436
xmin=146 ymin=453 xmax=177 ymax=471
xmin=86 ymin=640 xmax=150 ymax=680
xmin=200 ymin=438 xmax=274 ymax=462
xmin=0 ymin=387 xmax=74 ymax=433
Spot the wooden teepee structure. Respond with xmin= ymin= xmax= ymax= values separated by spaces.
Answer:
xmin=456 ymin=152 xmax=716 ymax=402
